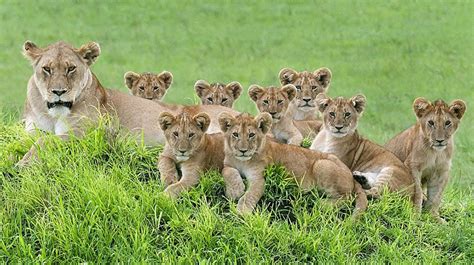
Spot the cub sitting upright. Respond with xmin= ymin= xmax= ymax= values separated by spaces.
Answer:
xmin=385 ymin=98 xmax=466 ymax=222
xmin=310 ymin=94 xmax=416 ymax=208
xmin=158 ymin=109 xmax=225 ymax=198
xmin=219 ymin=112 xmax=367 ymax=216
xmin=194 ymin=80 xmax=243 ymax=108
xmin=249 ymin=84 xmax=322 ymax=144
xmin=278 ymin=67 xmax=332 ymax=121
xmin=124 ymin=71 xmax=173 ymax=102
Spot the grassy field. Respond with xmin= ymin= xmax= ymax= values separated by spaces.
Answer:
xmin=1 ymin=0 xmax=473 ymax=263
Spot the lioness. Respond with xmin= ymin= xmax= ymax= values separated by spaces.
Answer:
xmin=124 ymin=71 xmax=173 ymax=102
xmin=248 ymin=84 xmax=321 ymax=144
xmin=309 ymin=94 xmax=416 ymax=207
xmin=218 ymin=112 xmax=367 ymax=216
xmin=385 ymin=98 xmax=466 ymax=222
xmin=278 ymin=67 xmax=332 ymax=121
xmin=158 ymin=109 xmax=224 ymax=198
xmin=194 ymin=80 xmax=243 ymax=108
xmin=19 ymin=40 xmax=238 ymax=166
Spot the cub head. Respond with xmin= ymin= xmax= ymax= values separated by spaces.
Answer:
xmin=158 ymin=111 xmax=211 ymax=162
xmin=413 ymin=98 xmax=466 ymax=151
xmin=23 ymin=40 xmax=100 ymax=116
xmin=218 ymin=112 xmax=272 ymax=161
xmin=194 ymin=80 xmax=242 ymax=108
xmin=279 ymin=67 xmax=332 ymax=113
xmin=248 ymin=84 xmax=296 ymax=123
xmin=316 ymin=94 xmax=366 ymax=138
xmin=124 ymin=71 xmax=173 ymax=102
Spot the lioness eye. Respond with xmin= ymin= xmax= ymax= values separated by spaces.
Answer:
xmin=295 ymin=85 xmax=302 ymax=90
xmin=207 ymin=97 xmax=213 ymax=102
xmin=173 ymin=131 xmax=179 ymax=137
xmin=329 ymin=112 xmax=336 ymax=117
xmin=153 ymin=86 xmax=159 ymax=91
xmin=277 ymin=100 xmax=283 ymax=105
xmin=67 ymin=66 xmax=76 ymax=74
xmin=249 ymin=132 xmax=255 ymax=138
xmin=42 ymin=66 xmax=51 ymax=75
xmin=428 ymin=120 xmax=435 ymax=127
xmin=222 ymin=98 xmax=228 ymax=103
xmin=188 ymin=133 xmax=195 ymax=138
xmin=445 ymin=120 xmax=451 ymax=127
xmin=263 ymin=100 xmax=269 ymax=105
xmin=344 ymin=112 xmax=351 ymax=118
xmin=232 ymin=132 xmax=239 ymax=138
xmin=139 ymin=86 xmax=145 ymax=91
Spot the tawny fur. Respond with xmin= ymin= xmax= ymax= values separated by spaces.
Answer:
xmin=194 ymin=80 xmax=242 ymax=108
xmin=385 ymin=98 xmax=466 ymax=222
xmin=124 ymin=71 xmax=173 ymax=102
xmin=219 ymin=112 xmax=367 ymax=216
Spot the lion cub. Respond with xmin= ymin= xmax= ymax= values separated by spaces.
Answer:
xmin=218 ymin=112 xmax=367 ymax=216
xmin=249 ymin=84 xmax=321 ymax=145
xmin=310 ymin=94 xmax=416 ymax=207
xmin=158 ymin=110 xmax=224 ymax=198
xmin=385 ymin=98 xmax=466 ymax=222
xmin=124 ymin=71 xmax=173 ymax=102
xmin=279 ymin=67 xmax=332 ymax=121
xmin=194 ymin=80 xmax=243 ymax=108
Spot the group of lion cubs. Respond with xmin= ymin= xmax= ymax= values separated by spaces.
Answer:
xmin=20 ymin=41 xmax=466 ymax=222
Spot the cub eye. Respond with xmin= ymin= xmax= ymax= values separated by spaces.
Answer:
xmin=42 ymin=66 xmax=51 ymax=75
xmin=188 ymin=133 xmax=195 ymax=138
xmin=173 ymin=131 xmax=179 ymax=137
xmin=311 ymin=85 xmax=318 ymax=90
xmin=67 ymin=66 xmax=76 ymax=74
xmin=249 ymin=132 xmax=255 ymax=138
xmin=445 ymin=120 xmax=451 ymax=127
xmin=263 ymin=100 xmax=269 ymax=105
xmin=139 ymin=86 xmax=145 ymax=91
xmin=207 ymin=97 xmax=213 ymax=102
xmin=222 ymin=98 xmax=228 ymax=103
xmin=277 ymin=100 xmax=283 ymax=105
xmin=344 ymin=112 xmax=351 ymax=118
xmin=295 ymin=85 xmax=302 ymax=90
xmin=232 ymin=132 xmax=239 ymax=138
xmin=329 ymin=112 xmax=336 ymax=118
xmin=428 ymin=120 xmax=435 ymax=127
xmin=153 ymin=86 xmax=159 ymax=91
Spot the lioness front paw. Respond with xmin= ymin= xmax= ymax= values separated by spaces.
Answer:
xmin=225 ymin=181 xmax=245 ymax=200
xmin=16 ymin=152 xmax=34 ymax=168
xmin=237 ymin=196 xmax=256 ymax=215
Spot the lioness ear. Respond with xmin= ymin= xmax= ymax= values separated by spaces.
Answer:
xmin=248 ymin=85 xmax=265 ymax=102
xmin=193 ymin=113 xmax=211 ymax=132
xmin=77 ymin=42 xmax=101 ymax=66
xmin=413 ymin=97 xmax=432 ymax=119
xmin=279 ymin=68 xmax=298 ymax=85
xmin=158 ymin=112 xmax=176 ymax=131
xmin=218 ymin=112 xmax=235 ymax=133
xmin=350 ymin=94 xmax=366 ymax=114
xmin=315 ymin=93 xmax=331 ymax=113
xmin=23 ymin=40 xmax=42 ymax=63
xmin=194 ymin=80 xmax=210 ymax=97
xmin=255 ymin=112 xmax=272 ymax=134
xmin=313 ymin=67 xmax=332 ymax=90
xmin=158 ymin=71 xmax=173 ymax=90
xmin=225 ymin=81 xmax=243 ymax=100
xmin=449 ymin=100 xmax=466 ymax=120
xmin=281 ymin=84 xmax=297 ymax=101
xmin=124 ymin=71 xmax=141 ymax=90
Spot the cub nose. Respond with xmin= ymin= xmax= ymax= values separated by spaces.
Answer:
xmin=302 ymin=98 xmax=311 ymax=103
xmin=269 ymin=112 xmax=277 ymax=116
xmin=435 ymin=139 xmax=444 ymax=143
xmin=335 ymin=125 xmax=344 ymax=130
xmin=52 ymin=89 xmax=66 ymax=96
xmin=239 ymin=148 xmax=248 ymax=154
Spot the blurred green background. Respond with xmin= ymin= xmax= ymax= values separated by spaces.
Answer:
xmin=0 ymin=0 xmax=472 ymax=190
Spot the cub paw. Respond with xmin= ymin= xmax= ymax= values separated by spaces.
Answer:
xmin=237 ymin=196 xmax=255 ymax=215
xmin=353 ymin=171 xmax=371 ymax=190
xmin=163 ymin=185 xmax=180 ymax=199
xmin=364 ymin=187 xmax=380 ymax=199
xmin=225 ymin=181 xmax=245 ymax=200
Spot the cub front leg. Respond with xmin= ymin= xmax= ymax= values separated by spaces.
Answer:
xmin=287 ymin=128 xmax=303 ymax=146
xmin=237 ymin=171 xmax=265 ymax=215
xmin=410 ymin=168 xmax=423 ymax=214
xmin=222 ymin=166 xmax=245 ymax=200
xmin=157 ymin=155 xmax=179 ymax=187
xmin=163 ymin=163 xmax=201 ymax=199
xmin=424 ymin=170 xmax=450 ymax=223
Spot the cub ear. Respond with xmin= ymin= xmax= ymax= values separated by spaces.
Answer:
xmin=279 ymin=68 xmax=298 ymax=85
xmin=313 ymin=67 xmax=332 ymax=90
xmin=225 ymin=81 xmax=243 ymax=100
xmin=281 ymin=84 xmax=297 ymax=101
xmin=449 ymin=99 xmax=466 ymax=120
xmin=158 ymin=112 xmax=176 ymax=131
xmin=350 ymin=94 xmax=367 ymax=114
xmin=23 ymin=41 xmax=42 ymax=63
xmin=248 ymin=85 xmax=265 ymax=102
xmin=193 ymin=112 xmax=211 ymax=132
xmin=158 ymin=71 xmax=173 ymax=90
xmin=413 ymin=97 xmax=432 ymax=119
xmin=218 ymin=112 xmax=235 ymax=133
xmin=255 ymin=112 xmax=272 ymax=134
xmin=77 ymin=42 xmax=101 ymax=66
xmin=315 ymin=93 xmax=332 ymax=113
xmin=194 ymin=80 xmax=210 ymax=97
xmin=124 ymin=71 xmax=141 ymax=90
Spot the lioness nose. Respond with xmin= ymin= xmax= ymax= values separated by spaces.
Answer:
xmin=52 ymin=89 xmax=66 ymax=96
xmin=335 ymin=125 xmax=343 ymax=130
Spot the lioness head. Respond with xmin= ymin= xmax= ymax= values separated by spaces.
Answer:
xmin=23 ymin=41 xmax=100 ymax=116
xmin=413 ymin=98 xmax=466 ymax=151
xmin=194 ymin=80 xmax=243 ymax=108
xmin=248 ymin=84 xmax=296 ymax=123
xmin=316 ymin=94 xmax=366 ymax=138
xmin=219 ymin=112 xmax=272 ymax=161
xmin=279 ymin=67 xmax=332 ymax=113
xmin=158 ymin=111 xmax=211 ymax=162
xmin=124 ymin=71 xmax=173 ymax=101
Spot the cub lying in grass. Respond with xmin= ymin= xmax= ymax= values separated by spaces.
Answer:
xmin=158 ymin=110 xmax=224 ymax=198
xmin=385 ymin=98 xmax=466 ymax=222
xmin=194 ymin=80 xmax=243 ymax=108
xmin=248 ymin=84 xmax=321 ymax=145
xmin=218 ymin=112 xmax=367 ymax=216
xmin=310 ymin=94 xmax=416 ymax=208
xmin=124 ymin=71 xmax=173 ymax=102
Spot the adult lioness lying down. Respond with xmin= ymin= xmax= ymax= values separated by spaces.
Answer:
xmin=19 ymin=40 xmax=238 ymax=166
